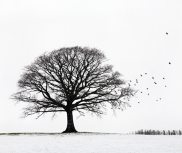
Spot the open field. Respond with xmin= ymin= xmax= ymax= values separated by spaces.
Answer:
xmin=0 ymin=133 xmax=182 ymax=153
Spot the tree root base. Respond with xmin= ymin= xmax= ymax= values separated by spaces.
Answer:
xmin=62 ymin=130 xmax=78 ymax=133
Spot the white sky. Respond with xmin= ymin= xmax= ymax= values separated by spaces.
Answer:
xmin=0 ymin=0 xmax=182 ymax=133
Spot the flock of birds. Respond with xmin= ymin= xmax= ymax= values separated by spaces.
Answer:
xmin=127 ymin=61 xmax=171 ymax=105
xmin=127 ymin=32 xmax=170 ymax=105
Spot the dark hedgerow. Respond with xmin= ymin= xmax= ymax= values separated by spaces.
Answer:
xmin=130 ymin=129 xmax=182 ymax=135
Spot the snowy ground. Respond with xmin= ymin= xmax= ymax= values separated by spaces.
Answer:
xmin=0 ymin=133 xmax=182 ymax=153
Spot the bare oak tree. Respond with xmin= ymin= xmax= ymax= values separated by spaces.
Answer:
xmin=11 ymin=46 xmax=137 ymax=133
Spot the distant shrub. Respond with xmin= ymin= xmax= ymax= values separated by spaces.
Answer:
xmin=179 ymin=130 xmax=182 ymax=135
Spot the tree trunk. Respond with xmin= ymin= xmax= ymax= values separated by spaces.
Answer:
xmin=63 ymin=110 xmax=77 ymax=133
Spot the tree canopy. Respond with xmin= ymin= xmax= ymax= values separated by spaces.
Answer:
xmin=11 ymin=46 xmax=137 ymax=132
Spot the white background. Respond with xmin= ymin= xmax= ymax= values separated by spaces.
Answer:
xmin=0 ymin=0 xmax=182 ymax=133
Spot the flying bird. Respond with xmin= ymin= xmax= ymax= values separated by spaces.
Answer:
xmin=146 ymin=88 xmax=148 ymax=90
xmin=152 ymin=77 xmax=154 ymax=79
xmin=166 ymin=32 xmax=168 ymax=35
xmin=169 ymin=62 xmax=171 ymax=64
xmin=140 ymin=75 xmax=142 ymax=77
xmin=148 ymin=93 xmax=149 ymax=95
xmin=154 ymin=82 xmax=157 ymax=84
xmin=136 ymin=79 xmax=138 ymax=83
xmin=145 ymin=73 xmax=147 ymax=75
xmin=163 ymin=78 xmax=165 ymax=79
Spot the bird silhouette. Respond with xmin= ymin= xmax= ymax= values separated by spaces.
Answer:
xmin=148 ymin=93 xmax=149 ymax=95
xmin=141 ymin=92 xmax=142 ymax=93
xmin=160 ymin=98 xmax=161 ymax=100
xmin=163 ymin=78 xmax=165 ymax=79
xmin=140 ymin=75 xmax=142 ymax=77
xmin=166 ymin=32 xmax=168 ymax=35
xmin=169 ymin=62 xmax=171 ymax=64
xmin=136 ymin=79 xmax=138 ymax=83
xmin=138 ymin=102 xmax=140 ymax=103
xmin=145 ymin=73 xmax=147 ymax=75
xmin=152 ymin=77 xmax=154 ymax=79
xmin=146 ymin=88 xmax=148 ymax=90
xmin=154 ymin=82 xmax=157 ymax=84
xmin=165 ymin=85 xmax=167 ymax=87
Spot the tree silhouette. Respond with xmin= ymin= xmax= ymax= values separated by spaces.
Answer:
xmin=11 ymin=46 xmax=136 ymax=133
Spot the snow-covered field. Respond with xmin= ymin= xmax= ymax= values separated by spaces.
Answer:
xmin=0 ymin=133 xmax=182 ymax=153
